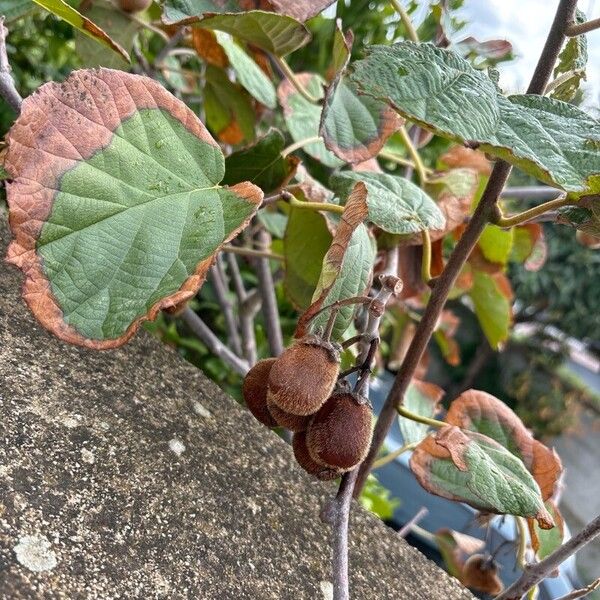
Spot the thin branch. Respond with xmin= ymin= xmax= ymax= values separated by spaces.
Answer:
xmin=324 ymin=276 xmax=402 ymax=600
xmin=501 ymin=186 xmax=562 ymax=200
xmin=281 ymin=136 xmax=323 ymax=157
xmin=372 ymin=441 xmax=417 ymax=469
xmin=566 ymin=17 xmax=600 ymax=36
xmin=254 ymin=230 xmax=284 ymax=357
xmin=493 ymin=195 xmax=572 ymax=228
xmin=209 ymin=258 xmax=243 ymax=357
xmin=556 ymin=578 xmax=600 ymax=600
xmin=496 ymin=514 xmax=600 ymax=600
xmin=181 ymin=307 xmax=249 ymax=376
xmin=153 ymin=25 xmax=188 ymax=72
xmin=398 ymin=125 xmax=428 ymax=184
xmin=389 ymin=0 xmax=419 ymax=43
xmin=354 ymin=0 xmax=578 ymax=498
xmin=261 ymin=190 xmax=285 ymax=207
xmin=222 ymin=244 xmax=284 ymax=261
xmin=0 ymin=19 xmax=22 ymax=112
xmin=397 ymin=507 xmax=429 ymax=538
xmin=378 ymin=150 xmax=431 ymax=172
xmin=545 ymin=67 xmax=585 ymax=94
xmin=225 ymin=253 xmax=258 ymax=365
xmin=273 ymin=55 xmax=321 ymax=103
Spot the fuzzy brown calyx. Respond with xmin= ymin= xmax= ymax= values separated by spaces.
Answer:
xmin=306 ymin=392 xmax=373 ymax=471
xmin=266 ymin=399 xmax=311 ymax=432
xmin=242 ymin=358 xmax=277 ymax=427
xmin=267 ymin=338 xmax=340 ymax=416
xmin=292 ymin=431 xmax=341 ymax=481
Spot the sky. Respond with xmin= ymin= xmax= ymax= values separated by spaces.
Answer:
xmin=454 ymin=0 xmax=600 ymax=110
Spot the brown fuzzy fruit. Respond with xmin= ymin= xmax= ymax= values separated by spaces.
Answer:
xmin=117 ymin=0 xmax=152 ymax=12
xmin=242 ymin=358 xmax=277 ymax=427
xmin=306 ymin=392 xmax=373 ymax=471
xmin=266 ymin=399 xmax=311 ymax=432
xmin=292 ymin=431 xmax=341 ymax=481
xmin=461 ymin=554 xmax=504 ymax=595
xmin=267 ymin=336 xmax=340 ymax=416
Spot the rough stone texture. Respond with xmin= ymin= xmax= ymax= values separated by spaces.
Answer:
xmin=0 ymin=215 xmax=473 ymax=600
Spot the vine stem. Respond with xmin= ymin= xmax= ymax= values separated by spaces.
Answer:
xmin=493 ymin=195 xmax=572 ymax=228
xmin=389 ymin=0 xmax=419 ymax=43
xmin=281 ymin=136 xmax=323 ymax=157
xmin=397 ymin=405 xmax=445 ymax=429
xmin=274 ymin=55 xmax=321 ymax=103
xmin=496 ymin=513 xmax=600 ymax=600
xmin=398 ymin=125 xmax=428 ymax=184
xmin=221 ymin=244 xmax=284 ymax=261
xmin=0 ymin=18 xmax=22 ymax=113
xmin=288 ymin=193 xmax=345 ymax=215
xmin=353 ymin=0 xmax=579 ymax=498
xmin=379 ymin=150 xmax=433 ymax=173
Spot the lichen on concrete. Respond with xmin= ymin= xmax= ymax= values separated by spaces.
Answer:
xmin=0 ymin=216 xmax=473 ymax=599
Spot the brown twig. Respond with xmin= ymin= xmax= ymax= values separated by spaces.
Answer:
xmin=555 ymin=577 xmax=600 ymax=600
xmin=209 ymin=257 xmax=243 ymax=358
xmin=496 ymin=514 xmax=600 ymax=600
xmin=0 ymin=18 xmax=22 ymax=112
xmin=181 ymin=307 xmax=249 ymax=376
xmin=254 ymin=229 xmax=284 ymax=357
xmin=566 ymin=17 xmax=600 ymax=37
xmin=353 ymin=0 xmax=579 ymax=497
xmin=225 ymin=253 xmax=258 ymax=366
xmin=397 ymin=507 xmax=428 ymax=538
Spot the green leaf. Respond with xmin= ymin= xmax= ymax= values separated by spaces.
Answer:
xmin=469 ymin=270 xmax=512 ymax=349
xmin=330 ymin=170 xmax=445 ymax=234
xmin=0 ymin=0 xmax=33 ymax=21
xmin=552 ymin=9 xmax=587 ymax=102
xmin=32 ymin=0 xmax=130 ymax=62
xmin=410 ymin=426 xmax=554 ymax=527
xmin=399 ymin=380 xmax=443 ymax=445
xmin=320 ymin=22 xmax=400 ymax=163
xmin=214 ymin=31 xmax=276 ymax=107
xmin=257 ymin=209 xmax=287 ymax=238
xmin=359 ymin=474 xmax=400 ymax=520
xmin=161 ymin=0 xmax=333 ymax=24
xmin=350 ymin=42 xmax=600 ymax=197
xmin=529 ymin=501 xmax=564 ymax=559
xmin=223 ymin=129 xmax=298 ymax=193
xmin=204 ymin=65 xmax=255 ymax=144
xmin=75 ymin=0 xmax=138 ymax=69
xmin=5 ymin=69 xmax=262 ymax=348
xmin=478 ymin=224 xmax=513 ymax=265
xmin=198 ymin=12 xmax=310 ymax=56
xmin=284 ymin=204 xmax=333 ymax=309
xmin=278 ymin=73 xmax=344 ymax=167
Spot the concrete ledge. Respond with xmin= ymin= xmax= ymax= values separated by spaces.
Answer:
xmin=0 ymin=216 xmax=472 ymax=599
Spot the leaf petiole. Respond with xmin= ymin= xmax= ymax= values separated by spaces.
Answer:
xmin=492 ymin=195 xmax=573 ymax=228
xmin=397 ymin=405 xmax=446 ymax=429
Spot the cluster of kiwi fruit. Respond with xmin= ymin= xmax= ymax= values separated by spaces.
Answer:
xmin=243 ymin=334 xmax=373 ymax=481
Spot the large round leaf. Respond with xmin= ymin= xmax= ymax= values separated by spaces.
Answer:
xmin=5 ymin=69 xmax=262 ymax=349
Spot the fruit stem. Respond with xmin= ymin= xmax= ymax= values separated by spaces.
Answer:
xmin=372 ymin=441 xmax=417 ymax=469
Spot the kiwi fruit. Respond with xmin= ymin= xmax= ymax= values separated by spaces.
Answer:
xmin=117 ymin=0 xmax=152 ymax=12
xmin=266 ymin=399 xmax=311 ymax=432
xmin=292 ymin=431 xmax=341 ymax=481
xmin=305 ymin=392 xmax=373 ymax=471
xmin=267 ymin=336 xmax=340 ymax=416
xmin=242 ymin=358 xmax=277 ymax=427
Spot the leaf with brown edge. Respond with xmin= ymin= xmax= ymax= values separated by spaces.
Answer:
xmin=319 ymin=21 xmax=402 ymax=163
xmin=439 ymin=145 xmax=492 ymax=176
xmin=410 ymin=426 xmax=554 ymax=528
xmin=527 ymin=501 xmax=565 ymax=560
xmin=32 ymin=0 xmax=130 ymax=62
xmin=5 ymin=68 xmax=262 ymax=349
xmin=445 ymin=389 xmax=563 ymax=501
xmin=192 ymin=28 xmax=229 ymax=67
xmin=295 ymin=182 xmax=370 ymax=338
